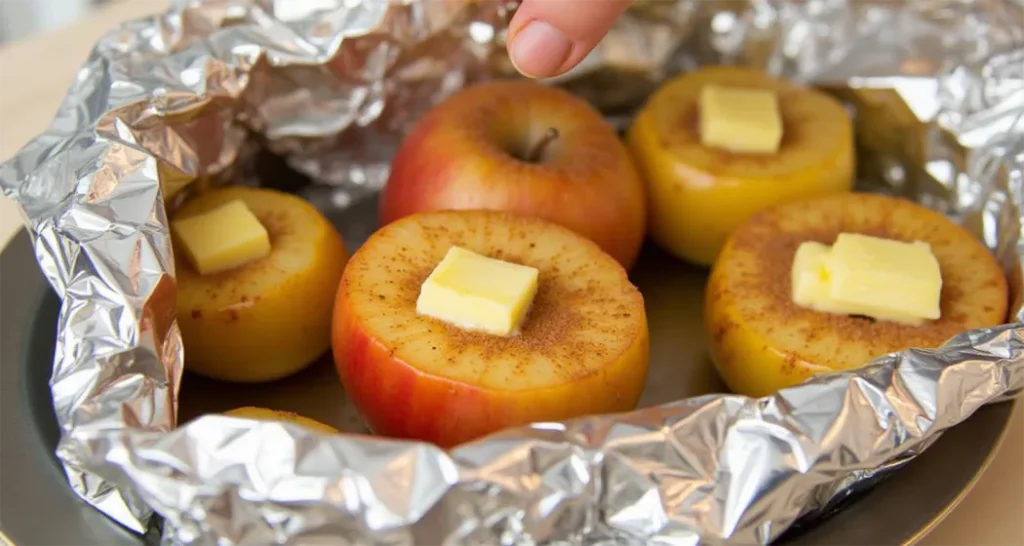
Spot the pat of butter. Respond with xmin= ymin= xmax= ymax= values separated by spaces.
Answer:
xmin=172 ymin=200 xmax=271 ymax=275
xmin=791 ymin=241 xmax=834 ymax=310
xmin=699 ymin=84 xmax=783 ymax=154
xmin=791 ymin=234 xmax=942 ymax=325
xmin=416 ymin=246 xmax=539 ymax=336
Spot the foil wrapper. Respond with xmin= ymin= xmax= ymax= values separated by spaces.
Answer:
xmin=2 ymin=0 xmax=1022 ymax=544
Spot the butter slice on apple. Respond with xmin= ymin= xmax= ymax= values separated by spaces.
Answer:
xmin=172 ymin=200 xmax=271 ymax=275
xmin=699 ymin=84 xmax=784 ymax=154
xmin=791 ymin=241 xmax=833 ymax=308
xmin=791 ymin=233 xmax=942 ymax=325
xmin=417 ymin=246 xmax=539 ymax=336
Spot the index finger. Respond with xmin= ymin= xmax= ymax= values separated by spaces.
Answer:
xmin=507 ymin=0 xmax=634 ymax=79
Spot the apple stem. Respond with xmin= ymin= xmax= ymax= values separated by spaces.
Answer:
xmin=526 ymin=127 xmax=560 ymax=163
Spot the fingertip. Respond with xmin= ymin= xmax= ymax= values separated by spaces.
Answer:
xmin=508 ymin=20 xmax=573 ymax=79
xmin=507 ymin=0 xmax=633 ymax=78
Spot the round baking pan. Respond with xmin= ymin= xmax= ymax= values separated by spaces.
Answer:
xmin=0 ymin=217 xmax=1016 ymax=545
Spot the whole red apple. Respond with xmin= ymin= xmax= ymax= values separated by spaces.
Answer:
xmin=379 ymin=80 xmax=647 ymax=269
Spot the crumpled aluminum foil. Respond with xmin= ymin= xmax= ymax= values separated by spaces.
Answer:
xmin=1 ymin=0 xmax=1022 ymax=544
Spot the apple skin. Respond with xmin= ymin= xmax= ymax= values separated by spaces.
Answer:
xmin=223 ymin=407 xmax=339 ymax=434
xmin=174 ymin=187 xmax=349 ymax=383
xmin=626 ymin=66 xmax=855 ymax=267
xmin=331 ymin=280 xmax=650 ymax=449
xmin=379 ymin=80 xmax=647 ymax=269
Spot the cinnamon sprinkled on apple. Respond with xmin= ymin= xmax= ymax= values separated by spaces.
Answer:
xmin=627 ymin=65 xmax=854 ymax=267
xmin=174 ymin=186 xmax=348 ymax=383
xmin=434 ymin=271 xmax=596 ymax=374
xmin=705 ymin=192 xmax=1008 ymax=397
xmin=378 ymin=235 xmax=633 ymax=385
xmin=332 ymin=209 xmax=651 ymax=446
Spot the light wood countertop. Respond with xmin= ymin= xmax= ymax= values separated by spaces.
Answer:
xmin=0 ymin=2 xmax=1020 ymax=545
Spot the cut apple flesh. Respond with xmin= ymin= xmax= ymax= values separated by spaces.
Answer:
xmin=333 ymin=210 xmax=650 ymax=447
xmin=223 ymin=407 xmax=339 ymax=434
xmin=705 ymin=192 xmax=1008 ymax=398
xmin=627 ymin=65 xmax=855 ymax=267
xmin=175 ymin=187 xmax=348 ymax=383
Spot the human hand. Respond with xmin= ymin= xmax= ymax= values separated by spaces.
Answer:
xmin=507 ymin=0 xmax=634 ymax=79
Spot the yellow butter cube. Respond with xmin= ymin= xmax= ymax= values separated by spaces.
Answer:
xmin=790 ymin=234 xmax=942 ymax=325
xmin=827 ymin=233 xmax=941 ymax=323
xmin=416 ymin=246 xmax=539 ymax=336
xmin=171 ymin=200 xmax=271 ymax=275
xmin=791 ymin=241 xmax=889 ymax=319
xmin=699 ymin=84 xmax=783 ymax=154
xmin=791 ymin=241 xmax=833 ymax=309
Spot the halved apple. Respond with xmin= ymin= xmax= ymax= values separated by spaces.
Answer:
xmin=627 ymin=66 xmax=855 ymax=267
xmin=174 ymin=187 xmax=348 ymax=383
xmin=224 ymin=406 xmax=339 ymax=434
xmin=332 ymin=210 xmax=650 ymax=447
xmin=705 ymin=192 xmax=1009 ymax=398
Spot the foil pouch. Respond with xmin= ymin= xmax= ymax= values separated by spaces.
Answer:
xmin=0 ymin=0 xmax=1022 ymax=544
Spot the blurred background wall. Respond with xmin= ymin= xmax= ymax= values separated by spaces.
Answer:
xmin=0 ymin=0 xmax=110 ymax=45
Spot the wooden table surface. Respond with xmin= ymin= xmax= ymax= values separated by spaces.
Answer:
xmin=0 ymin=2 xmax=1020 ymax=545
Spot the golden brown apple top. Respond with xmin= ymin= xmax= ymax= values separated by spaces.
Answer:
xmin=641 ymin=66 xmax=853 ymax=178
xmin=708 ymin=192 xmax=1008 ymax=370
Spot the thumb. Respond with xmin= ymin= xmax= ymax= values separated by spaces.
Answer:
xmin=507 ymin=0 xmax=634 ymax=79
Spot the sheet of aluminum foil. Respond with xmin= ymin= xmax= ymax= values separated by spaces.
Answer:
xmin=1 ymin=0 xmax=1022 ymax=544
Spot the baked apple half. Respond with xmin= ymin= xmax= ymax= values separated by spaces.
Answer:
xmin=332 ymin=210 xmax=650 ymax=447
xmin=706 ymin=192 xmax=1008 ymax=397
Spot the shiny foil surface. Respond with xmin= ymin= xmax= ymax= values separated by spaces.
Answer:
xmin=1 ymin=0 xmax=1022 ymax=544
